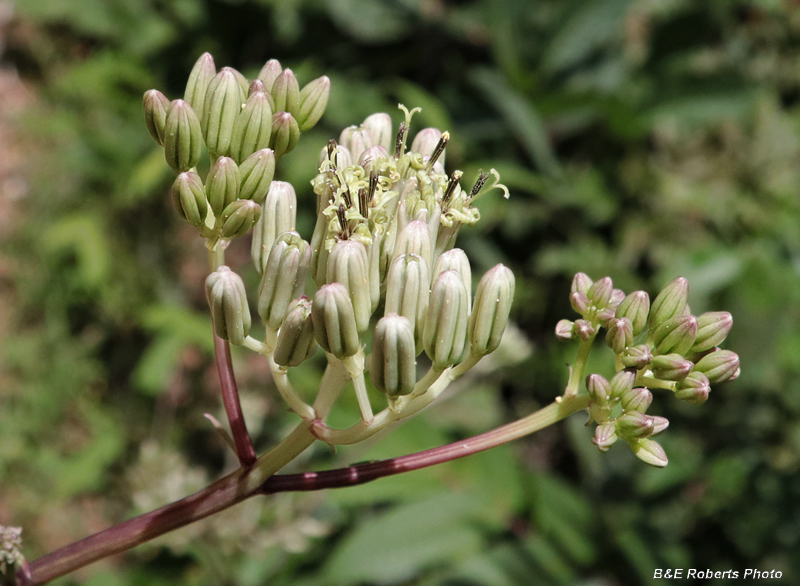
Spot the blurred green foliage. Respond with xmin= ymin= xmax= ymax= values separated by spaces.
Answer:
xmin=2 ymin=0 xmax=800 ymax=584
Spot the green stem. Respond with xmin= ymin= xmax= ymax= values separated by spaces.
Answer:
xmin=565 ymin=336 xmax=595 ymax=396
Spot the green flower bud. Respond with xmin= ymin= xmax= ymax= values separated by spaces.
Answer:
xmin=649 ymin=277 xmax=689 ymax=329
xmin=362 ymin=112 xmax=393 ymax=152
xmin=273 ymin=297 xmax=317 ymax=367
xmin=432 ymin=248 xmax=471 ymax=297
xmin=675 ymin=371 xmax=710 ymax=405
xmin=393 ymin=219 xmax=433 ymax=268
xmin=252 ymin=181 xmax=296 ymax=273
xmin=206 ymin=156 xmax=241 ymax=216
xmin=652 ymin=314 xmax=698 ymax=356
xmin=230 ymin=68 xmax=250 ymax=97
xmin=593 ymin=422 xmax=618 ymax=452
xmin=183 ymin=52 xmax=216 ymax=119
xmin=219 ymin=199 xmax=261 ymax=239
xmin=143 ymin=89 xmax=169 ymax=145
xmin=271 ymin=68 xmax=300 ymax=116
xmin=616 ymin=290 xmax=650 ymax=336
xmin=206 ymin=266 xmax=251 ymax=345
xmin=164 ymin=99 xmax=203 ymax=172
xmin=297 ymin=75 xmax=330 ymax=131
xmin=616 ymin=411 xmax=655 ymax=440
xmin=469 ymin=264 xmax=515 ymax=356
xmin=620 ymin=386 xmax=652 ymax=413
xmin=312 ymin=283 xmax=361 ymax=358
xmin=691 ymin=311 xmax=733 ymax=353
xmin=371 ymin=314 xmax=417 ymax=398
xmin=621 ymin=344 xmax=653 ymax=369
xmin=573 ymin=319 xmax=596 ymax=341
xmin=238 ymin=148 xmax=275 ymax=204
xmin=230 ymin=91 xmax=273 ymax=165
xmin=257 ymin=59 xmax=282 ymax=92
xmin=423 ymin=269 xmax=470 ymax=370
xmin=692 ymin=349 xmax=740 ymax=384
xmin=326 ymin=239 xmax=372 ymax=336
xmin=203 ymin=68 xmax=245 ymax=159
xmin=586 ymin=374 xmax=611 ymax=403
xmin=555 ymin=319 xmax=575 ymax=341
xmin=341 ymin=126 xmax=374 ymax=162
xmin=609 ymin=289 xmax=625 ymax=311
xmin=385 ymin=253 xmax=430 ymax=344
xmin=570 ymin=291 xmax=591 ymax=317
xmin=270 ymin=111 xmax=300 ymax=159
xmin=651 ymin=416 xmax=669 ymax=436
xmin=605 ymin=317 xmax=633 ymax=354
xmin=172 ymin=171 xmax=208 ymax=227
xmin=631 ymin=438 xmax=668 ymax=467
xmin=258 ymin=231 xmax=311 ymax=329
xmin=651 ymin=353 xmax=694 ymax=381
xmin=587 ymin=276 xmax=613 ymax=308
xmin=571 ymin=272 xmax=593 ymax=295
xmin=609 ymin=369 xmax=636 ymax=400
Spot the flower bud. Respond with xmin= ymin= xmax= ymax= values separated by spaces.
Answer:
xmin=411 ymin=128 xmax=442 ymax=159
xmin=270 ymin=111 xmax=300 ymax=159
xmin=238 ymin=148 xmax=275 ymax=204
xmin=691 ymin=311 xmax=733 ymax=354
xmin=555 ymin=319 xmax=574 ymax=341
xmin=649 ymin=277 xmax=689 ymax=329
xmin=432 ymin=248 xmax=471 ymax=296
xmin=609 ymin=369 xmax=636 ymax=400
xmin=620 ymin=386 xmax=652 ymax=413
xmin=359 ymin=145 xmax=390 ymax=173
xmin=183 ymin=52 xmax=216 ymax=119
xmin=593 ymin=422 xmax=618 ymax=452
xmin=573 ymin=319 xmax=596 ymax=341
xmin=605 ymin=317 xmax=633 ymax=354
xmin=423 ymin=270 xmax=470 ymax=370
xmin=273 ymin=297 xmax=317 ymax=367
xmin=393 ymin=219 xmax=433 ymax=267
xmin=651 ymin=416 xmax=669 ymax=436
xmin=219 ymin=199 xmax=261 ymax=239
xmin=342 ymin=127 xmax=374 ymax=162
xmin=384 ymin=253 xmax=430 ymax=342
xmin=371 ymin=314 xmax=417 ymax=398
xmin=257 ymin=59 xmax=282 ymax=91
xmin=297 ymin=75 xmax=330 ymax=131
xmin=616 ymin=411 xmax=655 ymax=440
xmin=571 ymin=272 xmax=593 ymax=295
xmin=206 ymin=156 xmax=241 ymax=216
xmin=652 ymin=314 xmax=698 ymax=356
xmin=621 ymin=344 xmax=653 ymax=369
xmin=587 ymin=277 xmax=613 ymax=309
xmin=272 ymin=295 xmax=317 ymax=367
xmin=252 ymin=181 xmax=297 ymax=273
xmin=586 ymin=374 xmax=611 ymax=403
xmin=172 ymin=171 xmax=208 ymax=227
xmin=692 ymin=349 xmax=740 ymax=384
xmin=258 ymin=231 xmax=311 ymax=329
xmin=271 ymin=69 xmax=300 ymax=117
xmin=143 ymin=89 xmax=169 ymax=145
xmin=203 ymin=68 xmax=246 ymax=159
xmin=164 ymin=99 xmax=203 ymax=172
xmin=675 ymin=371 xmax=710 ymax=405
xmin=569 ymin=291 xmax=591 ymax=317
xmin=615 ymin=291 xmax=650 ymax=336
xmin=312 ymin=283 xmax=361 ymax=358
xmin=609 ymin=288 xmax=625 ymax=310
xmin=651 ymin=353 xmax=694 ymax=381
xmin=326 ymin=240 xmax=372 ymax=336
xmin=206 ymin=266 xmax=251 ymax=345
xmin=230 ymin=91 xmax=273 ymax=164
xmin=631 ymin=438 xmax=668 ymax=467
xmin=318 ymin=144 xmax=352 ymax=170
xmin=469 ymin=264 xmax=515 ymax=356
xmin=362 ymin=112 xmax=393 ymax=151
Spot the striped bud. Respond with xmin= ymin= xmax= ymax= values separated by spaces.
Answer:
xmin=206 ymin=156 xmax=241 ymax=216
xmin=651 ymin=416 xmax=669 ymax=436
xmin=312 ymin=283 xmax=360 ymax=358
xmin=573 ymin=319 xmax=596 ymax=341
xmin=183 ymin=52 xmax=216 ymax=119
xmin=609 ymin=369 xmax=636 ymax=400
xmin=692 ymin=349 xmax=740 ymax=384
xmin=432 ymin=249 xmax=471 ymax=300
xmin=616 ymin=411 xmax=655 ymax=440
xmin=371 ymin=314 xmax=417 ymax=398
xmin=341 ymin=126 xmax=373 ymax=162
xmin=362 ymin=112 xmax=393 ymax=152
xmin=649 ymin=277 xmax=689 ymax=329
xmin=326 ymin=240 xmax=371 ymax=336
xmin=219 ymin=199 xmax=261 ymax=239
xmin=230 ymin=91 xmax=273 ymax=164
xmin=297 ymin=75 xmax=330 ymax=131
xmin=252 ymin=181 xmax=296 ymax=273
xmin=555 ymin=319 xmax=575 ymax=341
xmin=587 ymin=277 xmax=613 ymax=309
xmin=164 ymin=99 xmax=203 ymax=172
xmin=620 ymin=387 xmax=652 ymax=413
xmin=359 ymin=145 xmax=390 ymax=174
xmin=257 ymin=59 xmax=282 ymax=92
xmin=393 ymin=220 xmax=432 ymax=267
xmin=469 ymin=264 xmax=515 ymax=356
xmin=631 ymin=438 xmax=668 ymax=467
xmin=318 ymin=144 xmax=352 ymax=170
xmin=616 ymin=291 xmax=650 ymax=336
xmin=143 ymin=89 xmax=169 ymax=145
xmin=384 ymin=253 xmax=430 ymax=344
xmin=675 ymin=371 xmax=711 ymax=405
xmin=621 ymin=344 xmax=653 ymax=369
xmin=271 ymin=69 xmax=300 ymax=116
xmin=570 ymin=291 xmax=591 ymax=316
xmin=171 ymin=171 xmax=208 ymax=227
xmin=586 ymin=374 xmax=611 ymax=404
xmin=653 ymin=314 xmax=698 ymax=356
xmin=238 ymin=148 xmax=275 ymax=204
xmin=411 ymin=128 xmax=443 ymax=160
xmin=258 ymin=232 xmax=311 ymax=329
xmin=203 ymin=68 xmax=245 ymax=159
xmin=605 ymin=317 xmax=633 ymax=354
xmin=270 ymin=111 xmax=300 ymax=159
xmin=571 ymin=272 xmax=593 ymax=295
xmin=206 ymin=266 xmax=251 ymax=345
xmin=593 ymin=422 xmax=618 ymax=452
xmin=273 ymin=297 xmax=317 ymax=367
xmin=423 ymin=270 xmax=470 ymax=370
xmin=691 ymin=311 xmax=733 ymax=353
xmin=651 ymin=353 xmax=694 ymax=381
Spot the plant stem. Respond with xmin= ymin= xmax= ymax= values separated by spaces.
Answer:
xmin=565 ymin=336 xmax=595 ymax=396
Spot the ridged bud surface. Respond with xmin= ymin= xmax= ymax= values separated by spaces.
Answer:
xmin=230 ymin=91 xmax=273 ymax=164
xmin=423 ymin=269 xmax=469 ymax=370
xmin=312 ymin=283 xmax=360 ymax=358
xmin=220 ymin=199 xmax=261 ymax=239
xmin=238 ymin=148 xmax=275 ymax=204
xmin=469 ymin=264 xmax=515 ymax=356
xmin=206 ymin=156 xmax=241 ymax=216
xmin=609 ymin=369 xmax=636 ymax=400
xmin=203 ymin=68 xmax=245 ymax=159
xmin=411 ymin=128 xmax=442 ymax=159
xmin=270 ymin=111 xmax=300 ymax=159
xmin=571 ymin=272 xmax=593 ymax=295
xmin=271 ymin=69 xmax=300 ymax=116
xmin=653 ymin=314 xmax=698 ymax=356
xmin=615 ymin=291 xmax=650 ymax=336
xmin=206 ymin=266 xmax=251 ymax=345
xmin=257 ymin=59 xmax=282 ymax=91
xmin=371 ymin=314 xmax=417 ymax=398
xmin=605 ymin=317 xmax=633 ymax=354
xmin=651 ymin=353 xmax=694 ymax=381
xmin=143 ymin=89 xmax=169 ymax=145
xmin=675 ymin=371 xmax=711 ymax=405
xmin=632 ymin=438 xmax=668 ymax=467
xmin=621 ymin=344 xmax=653 ymax=369
xmin=297 ymin=76 xmax=330 ymax=131
xmin=692 ymin=349 xmax=740 ymax=384
xmin=649 ymin=277 xmax=689 ymax=329
xmin=342 ymin=127 xmax=373 ymax=162
xmin=172 ymin=171 xmax=208 ymax=227
xmin=587 ymin=277 xmax=613 ymax=309
xmin=393 ymin=220 xmax=432 ymax=267
xmin=273 ymin=297 xmax=317 ymax=367
xmin=257 ymin=232 xmax=310 ymax=328
xmin=620 ymin=387 xmax=653 ymax=413
xmin=252 ymin=181 xmax=296 ymax=273
xmin=183 ymin=52 xmax=216 ymax=120
xmin=593 ymin=422 xmax=617 ymax=452
xmin=362 ymin=112 xmax=393 ymax=152
xmin=164 ymin=99 xmax=203 ymax=172
xmin=691 ymin=311 xmax=733 ymax=353
xmin=432 ymin=249 xmax=471 ymax=298
xmin=555 ymin=319 xmax=575 ymax=341
xmin=326 ymin=240 xmax=371 ymax=336
xmin=587 ymin=374 xmax=611 ymax=404
xmin=616 ymin=412 xmax=655 ymax=440
xmin=384 ymin=253 xmax=430 ymax=343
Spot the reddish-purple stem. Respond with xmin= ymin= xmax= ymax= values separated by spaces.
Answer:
xmin=214 ymin=333 xmax=256 ymax=468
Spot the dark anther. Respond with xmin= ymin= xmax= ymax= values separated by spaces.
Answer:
xmin=426 ymin=131 xmax=450 ymax=169
xmin=394 ymin=122 xmax=407 ymax=158
xmin=342 ymin=187 xmax=353 ymax=208
xmin=442 ymin=171 xmax=460 ymax=205
xmin=368 ymin=172 xmax=378 ymax=203
xmin=358 ymin=187 xmax=369 ymax=218
xmin=469 ymin=170 xmax=489 ymax=200
xmin=327 ymin=139 xmax=337 ymax=161
xmin=337 ymin=203 xmax=349 ymax=238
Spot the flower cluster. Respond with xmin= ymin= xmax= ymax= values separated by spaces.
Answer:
xmin=0 ymin=525 xmax=24 ymax=582
xmin=557 ymin=274 xmax=739 ymax=467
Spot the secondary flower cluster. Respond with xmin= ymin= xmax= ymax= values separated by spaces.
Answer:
xmin=0 ymin=525 xmax=24 ymax=580
xmin=557 ymin=274 xmax=739 ymax=467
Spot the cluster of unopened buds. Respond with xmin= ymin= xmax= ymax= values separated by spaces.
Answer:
xmin=556 ymin=274 xmax=740 ymax=466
